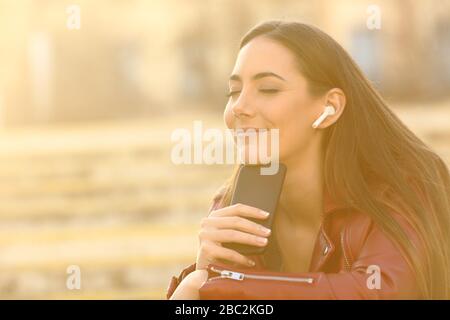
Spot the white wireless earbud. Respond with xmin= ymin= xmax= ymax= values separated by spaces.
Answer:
xmin=312 ymin=105 xmax=336 ymax=128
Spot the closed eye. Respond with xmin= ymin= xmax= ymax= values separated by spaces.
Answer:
xmin=225 ymin=90 xmax=241 ymax=98
xmin=225 ymin=89 xmax=279 ymax=98
xmin=259 ymin=89 xmax=279 ymax=94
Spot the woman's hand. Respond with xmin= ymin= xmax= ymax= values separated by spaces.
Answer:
xmin=169 ymin=269 xmax=209 ymax=300
xmin=196 ymin=203 xmax=272 ymax=270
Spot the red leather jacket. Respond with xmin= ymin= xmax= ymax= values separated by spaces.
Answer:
xmin=166 ymin=187 xmax=423 ymax=300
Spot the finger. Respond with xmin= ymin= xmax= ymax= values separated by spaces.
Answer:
xmin=203 ymin=216 xmax=271 ymax=237
xmin=203 ymin=242 xmax=256 ymax=267
xmin=210 ymin=203 xmax=270 ymax=220
xmin=202 ymin=229 xmax=269 ymax=247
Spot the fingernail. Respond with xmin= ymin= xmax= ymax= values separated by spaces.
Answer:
xmin=257 ymin=237 xmax=268 ymax=245
xmin=248 ymin=260 xmax=255 ymax=266
xmin=260 ymin=226 xmax=271 ymax=235
xmin=260 ymin=210 xmax=270 ymax=217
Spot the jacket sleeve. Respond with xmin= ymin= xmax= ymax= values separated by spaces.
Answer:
xmin=166 ymin=262 xmax=197 ymax=299
xmin=198 ymin=212 xmax=423 ymax=300
xmin=166 ymin=187 xmax=227 ymax=299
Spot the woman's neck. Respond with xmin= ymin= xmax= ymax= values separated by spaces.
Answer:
xmin=278 ymin=147 xmax=324 ymax=229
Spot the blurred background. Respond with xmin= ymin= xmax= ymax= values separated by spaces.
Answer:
xmin=0 ymin=0 xmax=448 ymax=299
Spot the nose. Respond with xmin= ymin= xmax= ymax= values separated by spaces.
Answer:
xmin=231 ymin=91 xmax=256 ymax=119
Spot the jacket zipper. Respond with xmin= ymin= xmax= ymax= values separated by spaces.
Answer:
xmin=340 ymin=230 xmax=352 ymax=271
xmin=208 ymin=266 xmax=314 ymax=284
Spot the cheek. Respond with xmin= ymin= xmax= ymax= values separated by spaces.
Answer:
xmin=271 ymin=99 xmax=315 ymax=159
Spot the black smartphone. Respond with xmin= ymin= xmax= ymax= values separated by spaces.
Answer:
xmin=222 ymin=163 xmax=287 ymax=255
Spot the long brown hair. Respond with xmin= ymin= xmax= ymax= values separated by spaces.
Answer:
xmin=213 ymin=20 xmax=450 ymax=299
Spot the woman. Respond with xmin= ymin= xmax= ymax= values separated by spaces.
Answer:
xmin=167 ymin=20 xmax=450 ymax=299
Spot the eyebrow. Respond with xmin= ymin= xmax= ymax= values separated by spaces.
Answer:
xmin=229 ymin=71 xmax=286 ymax=82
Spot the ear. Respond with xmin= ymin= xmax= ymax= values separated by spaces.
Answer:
xmin=317 ymin=88 xmax=346 ymax=128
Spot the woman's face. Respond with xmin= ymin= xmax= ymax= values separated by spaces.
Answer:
xmin=224 ymin=36 xmax=325 ymax=165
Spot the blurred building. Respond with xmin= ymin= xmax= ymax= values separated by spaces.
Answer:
xmin=0 ymin=0 xmax=449 ymax=127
